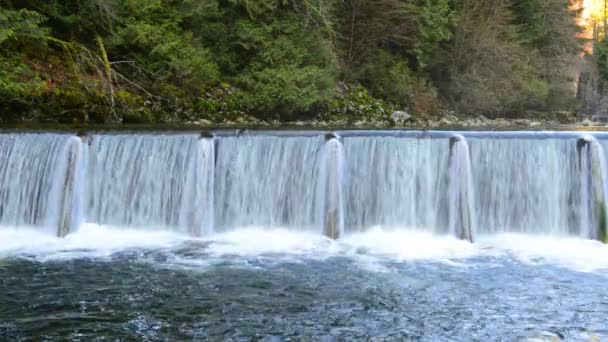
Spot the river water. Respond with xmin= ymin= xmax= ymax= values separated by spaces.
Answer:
xmin=1 ymin=130 xmax=608 ymax=340
xmin=1 ymin=228 xmax=607 ymax=341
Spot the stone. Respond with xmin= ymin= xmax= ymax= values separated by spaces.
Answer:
xmin=489 ymin=118 xmax=510 ymax=127
xmin=439 ymin=117 xmax=453 ymax=126
xmin=514 ymin=119 xmax=532 ymax=126
xmin=478 ymin=115 xmax=489 ymax=123
xmin=530 ymin=121 xmax=542 ymax=127
xmin=445 ymin=114 xmax=460 ymax=123
xmin=390 ymin=111 xmax=412 ymax=125
xmin=582 ymin=119 xmax=593 ymax=126
xmin=194 ymin=119 xmax=212 ymax=126
xmin=427 ymin=119 xmax=439 ymax=128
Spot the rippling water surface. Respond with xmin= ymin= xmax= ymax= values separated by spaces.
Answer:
xmin=1 ymin=228 xmax=607 ymax=341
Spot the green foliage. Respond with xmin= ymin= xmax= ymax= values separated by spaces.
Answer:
xmin=239 ymin=65 xmax=334 ymax=118
xmin=406 ymin=0 xmax=454 ymax=69
xmin=0 ymin=8 xmax=48 ymax=49
xmin=354 ymin=50 xmax=439 ymax=112
xmin=325 ymin=84 xmax=392 ymax=123
xmin=0 ymin=0 xmax=588 ymax=123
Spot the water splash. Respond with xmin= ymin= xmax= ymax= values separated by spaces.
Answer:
xmin=214 ymin=135 xmax=325 ymax=232
xmin=0 ymin=134 xmax=75 ymax=235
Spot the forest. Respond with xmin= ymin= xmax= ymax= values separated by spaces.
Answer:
xmin=0 ymin=0 xmax=598 ymax=125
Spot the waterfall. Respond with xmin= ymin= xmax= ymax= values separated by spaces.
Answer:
xmin=448 ymin=135 xmax=475 ymax=242
xmin=0 ymin=134 xmax=75 ymax=235
xmin=214 ymin=135 xmax=325 ymax=232
xmin=342 ymin=136 xmax=450 ymax=233
xmin=318 ymin=136 xmax=345 ymax=239
xmin=581 ymin=135 xmax=608 ymax=241
xmin=2 ymin=130 xmax=607 ymax=243
xmin=468 ymin=136 xmax=579 ymax=235
xmin=83 ymin=134 xmax=212 ymax=234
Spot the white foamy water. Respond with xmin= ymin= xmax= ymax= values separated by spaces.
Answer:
xmin=476 ymin=234 xmax=608 ymax=273
xmin=2 ymin=227 xmax=608 ymax=274
xmin=0 ymin=224 xmax=188 ymax=261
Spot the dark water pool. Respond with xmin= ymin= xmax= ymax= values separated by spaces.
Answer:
xmin=1 ymin=246 xmax=607 ymax=341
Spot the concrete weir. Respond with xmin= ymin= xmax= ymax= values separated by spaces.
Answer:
xmin=448 ymin=135 xmax=475 ymax=242
xmin=322 ymin=133 xmax=344 ymax=239
xmin=577 ymin=135 xmax=608 ymax=242
xmin=4 ymin=129 xmax=608 ymax=243
xmin=57 ymin=136 xmax=85 ymax=237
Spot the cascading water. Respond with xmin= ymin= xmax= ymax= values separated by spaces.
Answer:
xmin=1 ymin=130 xmax=607 ymax=242
xmin=80 ymin=134 xmax=213 ymax=235
xmin=341 ymin=136 xmax=450 ymax=233
xmin=0 ymin=134 xmax=76 ymax=235
xmin=467 ymin=136 xmax=580 ymax=235
xmin=214 ymin=135 xmax=325 ymax=232
xmin=448 ymin=135 xmax=476 ymax=241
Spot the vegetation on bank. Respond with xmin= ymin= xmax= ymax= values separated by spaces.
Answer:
xmin=0 ymin=0 xmax=586 ymax=124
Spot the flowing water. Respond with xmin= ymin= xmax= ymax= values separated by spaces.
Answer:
xmin=214 ymin=134 xmax=325 ymax=232
xmin=0 ymin=134 xmax=76 ymax=235
xmin=1 ymin=130 xmax=607 ymax=341
xmin=342 ymin=135 xmax=450 ymax=233
xmin=81 ymin=134 xmax=214 ymax=235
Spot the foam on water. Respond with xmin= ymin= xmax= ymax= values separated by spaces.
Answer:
xmin=2 ymin=227 xmax=608 ymax=273
xmin=340 ymin=227 xmax=477 ymax=261
xmin=204 ymin=227 xmax=334 ymax=257
xmin=0 ymin=224 xmax=187 ymax=261
xmin=476 ymin=234 xmax=608 ymax=273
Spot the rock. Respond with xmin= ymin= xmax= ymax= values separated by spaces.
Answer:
xmin=582 ymin=119 xmax=593 ymax=126
xmin=530 ymin=121 xmax=542 ymax=127
xmin=353 ymin=120 xmax=366 ymax=127
xmin=391 ymin=111 xmax=412 ymax=125
xmin=234 ymin=116 xmax=248 ymax=124
xmin=439 ymin=117 xmax=453 ymax=126
xmin=445 ymin=114 xmax=460 ymax=123
xmin=294 ymin=121 xmax=306 ymax=126
xmin=427 ymin=119 xmax=439 ymax=128
xmin=491 ymin=118 xmax=510 ymax=127
xmin=478 ymin=115 xmax=489 ymax=123
xmin=514 ymin=119 xmax=531 ymax=126
xmin=194 ymin=119 xmax=212 ymax=126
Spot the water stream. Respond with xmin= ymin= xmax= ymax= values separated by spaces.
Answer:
xmin=1 ymin=130 xmax=607 ymax=340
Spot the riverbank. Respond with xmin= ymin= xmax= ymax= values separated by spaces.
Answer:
xmin=2 ymin=109 xmax=606 ymax=132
